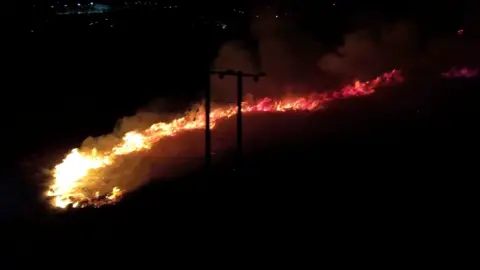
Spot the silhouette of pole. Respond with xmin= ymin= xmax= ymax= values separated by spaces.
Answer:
xmin=236 ymin=71 xmax=243 ymax=169
xmin=210 ymin=70 xmax=266 ymax=172
xmin=205 ymin=71 xmax=211 ymax=169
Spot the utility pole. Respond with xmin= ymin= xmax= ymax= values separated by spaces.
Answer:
xmin=205 ymin=69 xmax=212 ymax=170
xmin=236 ymin=72 xmax=243 ymax=168
xmin=209 ymin=70 xmax=266 ymax=172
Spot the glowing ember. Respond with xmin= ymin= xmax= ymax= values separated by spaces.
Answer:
xmin=45 ymin=69 xmax=417 ymax=209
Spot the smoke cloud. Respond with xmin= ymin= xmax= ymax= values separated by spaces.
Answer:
xmin=72 ymin=100 xmax=207 ymax=194
xmin=212 ymin=9 xmax=326 ymax=102
xmin=319 ymin=22 xmax=418 ymax=79
xmin=212 ymin=6 xmax=479 ymax=98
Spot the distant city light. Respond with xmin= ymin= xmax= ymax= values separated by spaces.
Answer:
xmin=56 ymin=3 xmax=112 ymax=15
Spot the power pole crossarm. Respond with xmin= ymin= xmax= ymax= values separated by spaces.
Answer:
xmin=211 ymin=70 xmax=266 ymax=81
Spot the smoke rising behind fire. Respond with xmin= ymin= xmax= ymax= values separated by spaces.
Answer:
xmin=212 ymin=9 xmax=478 ymax=100
xmin=69 ymin=103 xmax=207 ymax=195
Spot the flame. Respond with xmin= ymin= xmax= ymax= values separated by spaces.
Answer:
xmin=47 ymin=70 xmax=406 ymax=208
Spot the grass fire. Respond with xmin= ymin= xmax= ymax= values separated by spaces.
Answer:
xmin=46 ymin=67 xmax=477 ymax=210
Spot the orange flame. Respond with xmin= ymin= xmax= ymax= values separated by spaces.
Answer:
xmin=47 ymin=70 xmax=403 ymax=209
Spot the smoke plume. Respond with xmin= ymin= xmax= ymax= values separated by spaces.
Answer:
xmin=212 ymin=6 xmax=479 ymax=98
xmin=70 ymin=100 xmax=207 ymax=194
xmin=212 ymin=9 xmax=326 ymax=102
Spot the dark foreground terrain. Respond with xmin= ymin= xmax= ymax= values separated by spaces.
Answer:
xmin=4 ymin=77 xmax=479 ymax=258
